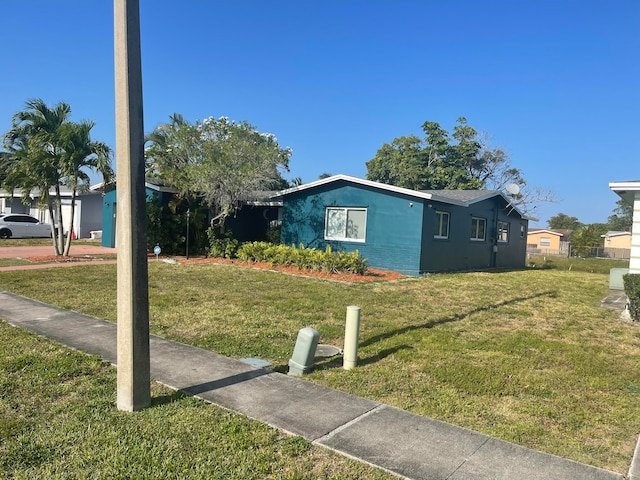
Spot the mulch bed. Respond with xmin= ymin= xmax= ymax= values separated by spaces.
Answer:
xmin=24 ymin=255 xmax=100 ymax=263
xmin=179 ymin=257 xmax=406 ymax=283
xmin=22 ymin=254 xmax=406 ymax=283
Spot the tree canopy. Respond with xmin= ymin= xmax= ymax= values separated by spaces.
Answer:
xmin=145 ymin=114 xmax=291 ymax=229
xmin=0 ymin=99 xmax=113 ymax=255
xmin=547 ymin=213 xmax=583 ymax=230
xmin=607 ymin=198 xmax=633 ymax=231
xmin=366 ymin=117 xmax=553 ymax=215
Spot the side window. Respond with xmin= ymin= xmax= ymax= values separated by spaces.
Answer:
xmin=325 ymin=207 xmax=367 ymax=242
xmin=25 ymin=216 xmax=38 ymax=224
xmin=540 ymin=237 xmax=551 ymax=247
xmin=470 ymin=217 xmax=486 ymax=241
xmin=434 ymin=211 xmax=450 ymax=239
xmin=497 ymin=221 xmax=509 ymax=243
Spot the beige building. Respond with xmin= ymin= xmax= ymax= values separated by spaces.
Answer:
xmin=527 ymin=229 xmax=572 ymax=256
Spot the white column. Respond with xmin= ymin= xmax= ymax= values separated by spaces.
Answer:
xmin=114 ymin=0 xmax=150 ymax=411
xmin=630 ymin=192 xmax=640 ymax=274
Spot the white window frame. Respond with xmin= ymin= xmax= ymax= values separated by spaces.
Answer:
xmin=434 ymin=211 xmax=450 ymax=239
xmin=324 ymin=207 xmax=367 ymax=242
xmin=497 ymin=221 xmax=509 ymax=243
xmin=470 ymin=217 xmax=486 ymax=241
xmin=540 ymin=237 xmax=551 ymax=247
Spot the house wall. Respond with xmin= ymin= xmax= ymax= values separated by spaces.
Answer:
xmin=632 ymin=192 xmax=640 ymax=274
xmin=420 ymin=198 xmax=527 ymax=272
xmin=281 ymin=181 xmax=425 ymax=275
xmin=77 ymin=194 xmax=103 ymax=238
xmin=527 ymin=231 xmax=562 ymax=251
xmin=604 ymin=234 xmax=632 ymax=249
xmin=226 ymin=205 xmax=279 ymax=242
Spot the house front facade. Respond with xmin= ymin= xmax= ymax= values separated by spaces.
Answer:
xmin=0 ymin=187 xmax=104 ymax=239
xmin=279 ymin=175 xmax=529 ymax=275
xmin=527 ymin=229 xmax=572 ymax=256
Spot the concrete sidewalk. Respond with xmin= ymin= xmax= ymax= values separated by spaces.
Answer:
xmin=0 ymin=290 xmax=626 ymax=480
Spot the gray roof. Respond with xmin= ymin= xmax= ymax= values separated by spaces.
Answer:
xmin=275 ymin=175 xmax=528 ymax=218
xmin=420 ymin=189 xmax=501 ymax=204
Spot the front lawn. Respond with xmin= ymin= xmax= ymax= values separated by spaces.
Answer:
xmin=1 ymin=263 xmax=639 ymax=474
xmin=0 ymin=323 xmax=393 ymax=479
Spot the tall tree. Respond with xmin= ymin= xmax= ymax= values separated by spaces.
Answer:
xmin=1 ymin=99 xmax=112 ymax=255
xmin=146 ymin=114 xmax=291 ymax=230
xmin=607 ymin=198 xmax=633 ymax=231
xmin=547 ymin=213 xmax=583 ymax=230
xmin=366 ymin=117 xmax=554 ymax=215
xmin=58 ymin=120 xmax=113 ymax=254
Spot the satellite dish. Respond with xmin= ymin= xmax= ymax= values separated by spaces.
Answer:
xmin=506 ymin=183 xmax=520 ymax=196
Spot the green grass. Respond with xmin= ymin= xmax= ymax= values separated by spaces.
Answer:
xmin=527 ymin=254 xmax=629 ymax=274
xmin=0 ymin=323 xmax=393 ymax=479
xmin=1 ymin=262 xmax=640 ymax=474
xmin=0 ymin=258 xmax=32 ymax=267
xmin=0 ymin=238 xmax=102 ymax=247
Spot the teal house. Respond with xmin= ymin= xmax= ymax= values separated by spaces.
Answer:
xmin=101 ymin=178 xmax=177 ymax=248
xmin=279 ymin=175 xmax=529 ymax=275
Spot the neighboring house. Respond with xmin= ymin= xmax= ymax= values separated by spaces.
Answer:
xmin=602 ymin=231 xmax=632 ymax=249
xmin=610 ymin=180 xmax=640 ymax=274
xmin=601 ymin=231 xmax=631 ymax=260
xmin=101 ymin=178 xmax=177 ymax=248
xmin=527 ymin=229 xmax=572 ymax=256
xmin=0 ymin=186 xmax=104 ymax=239
xmin=277 ymin=174 xmax=529 ymax=275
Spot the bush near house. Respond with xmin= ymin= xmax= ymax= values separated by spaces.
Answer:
xmin=232 ymin=241 xmax=368 ymax=275
xmin=623 ymin=273 xmax=640 ymax=321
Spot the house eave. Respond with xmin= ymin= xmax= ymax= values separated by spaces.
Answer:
xmin=609 ymin=180 xmax=640 ymax=205
xmin=275 ymin=174 xmax=435 ymax=201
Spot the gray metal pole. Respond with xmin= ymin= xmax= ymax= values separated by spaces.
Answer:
xmin=114 ymin=0 xmax=151 ymax=411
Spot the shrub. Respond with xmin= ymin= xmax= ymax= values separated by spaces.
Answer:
xmin=236 ymin=242 xmax=368 ymax=275
xmin=207 ymin=228 xmax=239 ymax=259
xmin=623 ymin=273 xmax=640 ymax=321
xmin=146 ymin=196 xmax=185 ymax=254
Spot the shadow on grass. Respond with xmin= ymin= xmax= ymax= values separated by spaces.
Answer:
xmin=359 ymin=290 xmax=557 ymax=349
xmin=151 ymin=390 xmax=187 ymax=407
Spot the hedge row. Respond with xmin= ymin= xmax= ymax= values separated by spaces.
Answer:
xmin=623 ymin=273 xmax=640 ymax=321
xmin=235 ymin=242 xmax=368 ymax=276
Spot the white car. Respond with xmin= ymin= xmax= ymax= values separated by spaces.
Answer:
xmin=0 ymin=214 xmax=53 ymax=239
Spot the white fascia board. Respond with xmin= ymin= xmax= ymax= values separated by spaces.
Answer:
xmin=528 ymin=229 xmax=564 ymax=237
xmin=275 ymin=174 xmax=435 ymax=201
xmin=610 ymin=180 xmax=640 ymax=204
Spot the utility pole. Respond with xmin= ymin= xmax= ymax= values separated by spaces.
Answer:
xmin=114 ymin=0 xmax=151 ymax=411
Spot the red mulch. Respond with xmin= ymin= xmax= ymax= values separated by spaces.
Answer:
xmin=24 ymin=255 xmax=98 ymax=263
xmin=23 ymin=254 xmax=406 ymax=283
xmin=179 ymin=257 xmax=406 ymax=283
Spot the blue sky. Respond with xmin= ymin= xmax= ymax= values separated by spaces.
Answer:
xmin=1 ymin=1 xmax=638 ymax=227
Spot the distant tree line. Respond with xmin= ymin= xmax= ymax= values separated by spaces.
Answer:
xmin=547 ymin=200 xmax=633 ymax=256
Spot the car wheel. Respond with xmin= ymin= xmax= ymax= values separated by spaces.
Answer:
xmin=0 ymin=229 xmax=11 ymax=239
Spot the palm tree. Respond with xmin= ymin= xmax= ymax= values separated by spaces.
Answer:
xmin=58 ymin=120 xmax=113 ymax=255
xmin=3 ymin=99 xmax=71 ymax=254
xmin=1 ymin=99 xmax=112 ymax=255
